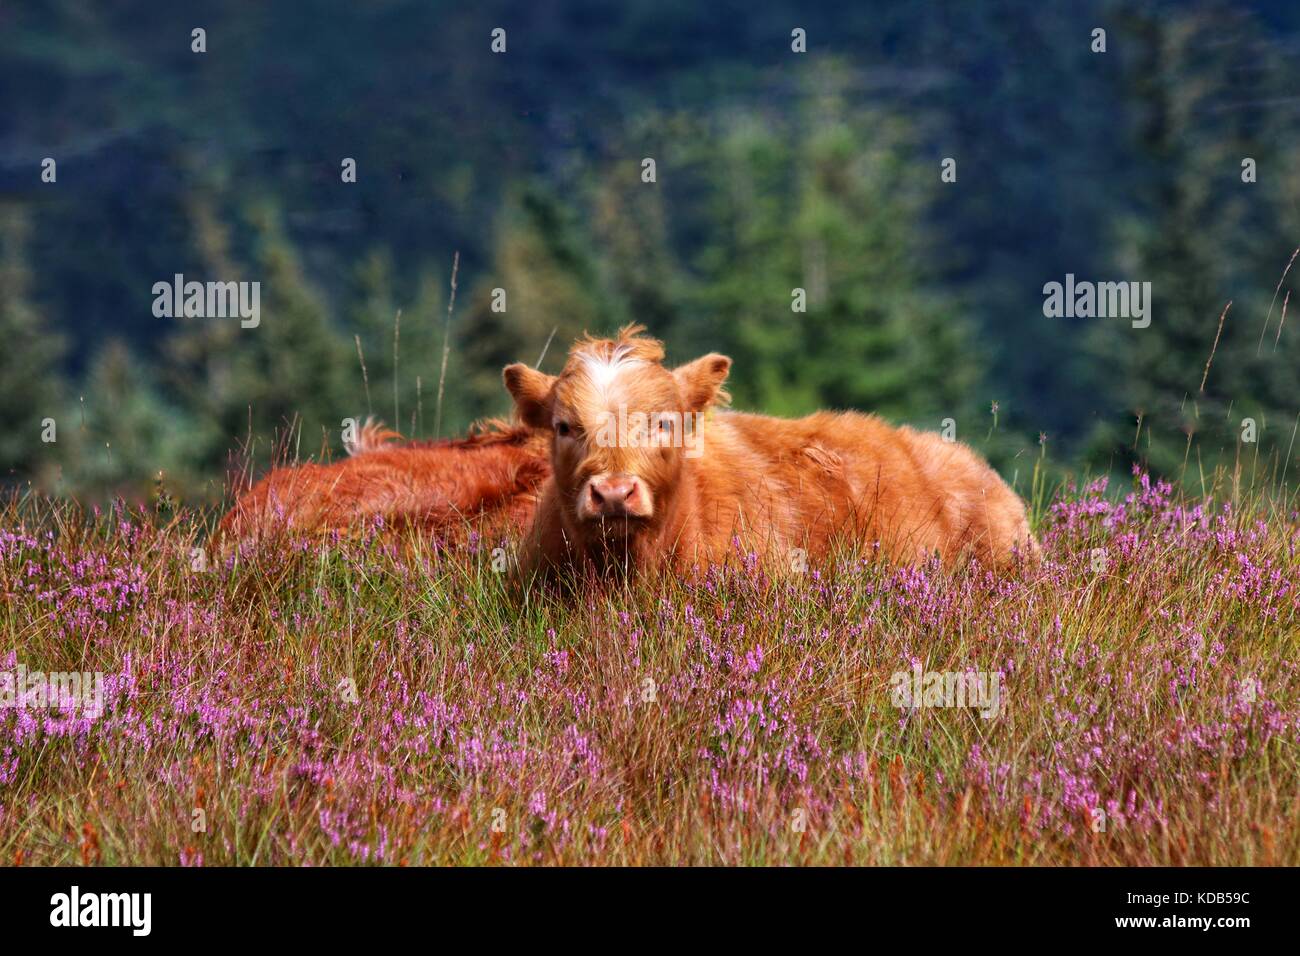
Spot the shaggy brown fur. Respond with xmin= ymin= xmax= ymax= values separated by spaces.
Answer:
xmin=504 ymin=326 xmax=1037 ymax=579
xmin=217 ymin=420 xmax=549 ymax=553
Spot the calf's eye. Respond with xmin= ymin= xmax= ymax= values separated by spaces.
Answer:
xmin=555 ymin=421 xmax=572 ymax=438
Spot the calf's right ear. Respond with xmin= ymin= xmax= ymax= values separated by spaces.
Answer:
xmin=503 ymin=364 xmax=557 ymax=429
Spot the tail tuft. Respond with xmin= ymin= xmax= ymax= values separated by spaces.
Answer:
xmin=346 ymin=417 xmax=403 ymax=456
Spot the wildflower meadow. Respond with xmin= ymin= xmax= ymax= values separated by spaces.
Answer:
xmin=2 ymin=466 xmax=1296 ymax=866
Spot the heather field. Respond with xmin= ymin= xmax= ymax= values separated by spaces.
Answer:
xmin=1 ymin=468 xmax=1297 ymax=867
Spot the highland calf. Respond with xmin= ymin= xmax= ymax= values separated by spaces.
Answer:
xmin=218 ymin=420 xmax=549 ymax=554
xmin=503 ymin=326 xmax=1036 ymax=580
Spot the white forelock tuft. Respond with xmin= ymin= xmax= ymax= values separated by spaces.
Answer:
xmin=578 ymin=345 xmax=644 ymax=391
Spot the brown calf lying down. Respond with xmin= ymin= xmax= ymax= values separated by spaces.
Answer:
xmin=217 ymin=420 xmax=549 ymax=553
xmin=503 ymin=326 xmax=1036 ymax=579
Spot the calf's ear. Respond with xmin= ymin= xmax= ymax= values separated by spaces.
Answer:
xmin=674 ymin=353 xmax=732 ymax=411
xmin=503 ymin=364 xmax=557 ymax=429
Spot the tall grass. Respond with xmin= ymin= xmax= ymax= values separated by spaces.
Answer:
xmin=0 ymin=465 xmax=1296 ymax=866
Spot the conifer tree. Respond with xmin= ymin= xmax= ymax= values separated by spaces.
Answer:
xmin=1085 ymin=4 xmax=1300 ymax=486
xmin=75 ymin=340 xmax=191 ymax=501
xmin=0 ymin=204 xmax=67 ymax=483
xmin=690 ymin=71 xmax=984 ymax=426
xmin=458 ymin=187 xmax=613 ymax=416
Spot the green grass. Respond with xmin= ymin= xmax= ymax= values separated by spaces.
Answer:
xmin=0 ymin=468 xmax=1297 ymax=865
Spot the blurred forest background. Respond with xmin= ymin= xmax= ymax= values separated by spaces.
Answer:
xmin=1 ymin=0 xmax=1299 ymax=504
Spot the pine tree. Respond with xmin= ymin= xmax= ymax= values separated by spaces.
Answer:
xmin=689 ymin=69 xmax=984 ymax=426
xmin=458 ymin=186 xmax=613 ymax=416
xmin=162 ymin=189 xmax=245 ymax=484
xmin=73 ymin=340 xmax=191 ymax=501
xmin=238 ymin=203 xmax=353 ymax=460
xmin=1085 ymin=3 xmax=1300 ymax=487
xmin=342 ymin=250 xmax=448 ymax=437
xmin=169 ymin=201 xmax=354 ymax=474
xmin=591 ymin=153 xmax=684 ymax=339
xmin=0 ymin=204 xmax=67 ymax=483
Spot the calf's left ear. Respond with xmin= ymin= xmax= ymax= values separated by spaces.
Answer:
xmin=674 ymin=353 xmax=732 ymax=411
xmin=503 ymin=363 xmax=557 ymax=429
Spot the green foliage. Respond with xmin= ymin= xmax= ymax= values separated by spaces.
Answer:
xmin=591 ymin=156 xmax=685 ymax=339
xmin=232 ymin=205 xmax=354 ymax=459
xmin=344 ymin=251 xmax=449 ymax=436
xmin=1084 ymin=4 xmax=1300 ymax=486
xmin=165 ymin=202 xmax=355 ymax=482
xmin=0 ymin=205 xmax=66 ymax=482
xmin=688 ymin=84 xmax=984 ymax=423
xmin=2 ymin=1 xmax=1298 ymax=502
xmin=71 ymin=340 xmax=196 ymax=500
xmin=458 ymin=186 xmax=616 ymax=415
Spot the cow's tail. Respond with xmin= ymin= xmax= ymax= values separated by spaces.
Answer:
xmin=346 ymin=417 xmax=403 ymax=456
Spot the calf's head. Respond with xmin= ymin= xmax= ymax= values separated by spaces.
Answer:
xmin=503 ymin=326 xmax=730 ymax=544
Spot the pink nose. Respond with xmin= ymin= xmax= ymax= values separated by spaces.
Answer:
xmin=588 ymin=475 xmax=639 ymax=516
